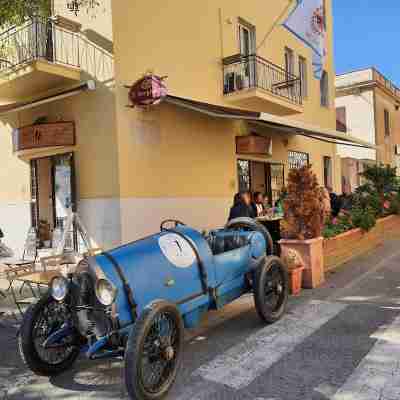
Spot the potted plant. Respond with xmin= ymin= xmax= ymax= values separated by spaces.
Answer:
xmin=282 ymin=248 xmax=304 ymax=295
xmin=279 ymin=165 xmax=326 ymax=289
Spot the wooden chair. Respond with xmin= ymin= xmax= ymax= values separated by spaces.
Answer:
xmin=1 ymin=227 xmax=38 ymax=293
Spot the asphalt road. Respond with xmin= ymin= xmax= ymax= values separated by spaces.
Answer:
xmin=1 ymin=239 xmax=400 ymax=400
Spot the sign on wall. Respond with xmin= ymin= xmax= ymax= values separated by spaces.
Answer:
xmin=12 ymin=122 xmax=75 ymax=152
xmin=236 ymin=135 xmax=272 ymax=156
xmin=127 ymin=74 xmax=168 ymax=107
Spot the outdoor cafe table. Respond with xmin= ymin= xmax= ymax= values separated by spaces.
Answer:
xmin=10 ymin=270 xmax=61 ymax=316
xmin=256 ymin=215 xmax=283 ymax=255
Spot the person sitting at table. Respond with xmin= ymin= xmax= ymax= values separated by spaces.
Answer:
xmin=251 ymin=192 xmax=265 ymax=217
xmin=228 ymin=191 xmax=255 ymax=221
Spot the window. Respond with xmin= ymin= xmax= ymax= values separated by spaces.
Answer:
xmin=298 ymin=56 xmax=308 ymax=98
xmin=285 ymin=47 xmax=294 ymax=75
xmin=336 ymin=106 xmax=347 ymax=132
xmin=320 ymin=70 xmax=329 ymax=107
xmin=384 ymin=109 xmax=391 ymax=136
xmin=323 ymin=156 xmax=333 ymax=188
xmin=237 ymin=159 xmax=251 ymax=192
xmin=288 ymin=151 xmax=309 ymax=170
xmin=238 ymin=20 xmax=255 ymax=56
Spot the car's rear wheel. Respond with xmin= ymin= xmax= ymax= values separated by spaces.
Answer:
xmin=253 ymin=256 xmax=288 ymax=323
xmin=18 ymin=293 xmax=80 ymax=376
xmin=124 ymin=300 xmax=184 ymax=400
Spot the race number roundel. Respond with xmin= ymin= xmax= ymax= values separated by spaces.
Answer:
xmin=158 ymin=233 xmax=196 ymax=268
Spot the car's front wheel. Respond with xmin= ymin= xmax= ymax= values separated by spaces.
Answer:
xmin=253 ymin=256 xmax=289 ymax=323
xmin=124 ymin=300 xmax=184 ymax=400
xmin=18 ymin=293 xmax=80 ymax=376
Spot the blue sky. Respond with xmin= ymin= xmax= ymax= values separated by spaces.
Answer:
xmin=333 ymin=1 xmax=400 ymax=85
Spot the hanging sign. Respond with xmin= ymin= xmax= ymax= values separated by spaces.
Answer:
xmin=128 ymin=75 xmax=168 ymax=107
xmin=13 ymin=122 xmax=75 ymax=152
xmin=236 ymin=135 xmax=272 ymax=155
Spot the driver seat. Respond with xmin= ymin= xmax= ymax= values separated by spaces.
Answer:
xmin=207 ymin=231 xmax=250 ymax=255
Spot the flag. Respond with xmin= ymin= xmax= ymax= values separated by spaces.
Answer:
xmin=283 ymin=0 xmax=326 ymax=79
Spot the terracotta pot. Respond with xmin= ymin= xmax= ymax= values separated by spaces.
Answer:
xmin=279 ymin=237 xmax=325 ymax=289
xmin=288 ymin=266 xmax=304 ymax=295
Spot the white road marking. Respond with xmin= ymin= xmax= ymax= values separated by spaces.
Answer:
xmin=195 ymin=300 xmax=347 ymax=390
xmin=332 ymin=314 xmax=400 ymax=400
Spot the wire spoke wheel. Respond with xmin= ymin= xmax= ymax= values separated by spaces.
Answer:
xmin=18 ymin=293 xmax=80 ymax=376
xmin=125 ymin=301 xmax=184 ymax=400
xmin=32 ymin=301 xmax=75 ymax=365
xmin=140 ymin=312 xmax=179 ymax=393
xmin=254 ymin=256 xmax=289 ymax=324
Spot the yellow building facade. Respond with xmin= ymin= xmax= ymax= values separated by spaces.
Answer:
xmin=112 ymin=0 xmax=341 ymax=241
xmin=0 ymin=0 xmax=347 ymax=253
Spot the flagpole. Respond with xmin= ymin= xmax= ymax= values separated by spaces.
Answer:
xmin=256 ymin=0 xmax=297 ymax=51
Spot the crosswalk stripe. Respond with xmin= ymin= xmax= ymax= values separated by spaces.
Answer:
xmin=195 ymin=300 xmax=347 ymax=390
xmin=332 ymin=314 xmax=400 ymax=400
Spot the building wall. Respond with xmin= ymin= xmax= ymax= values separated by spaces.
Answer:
xmin=12 ymin=82 xmax=120 ymax=250
xmin=112 ymin=0 xmax=336 ymax=127
xmin=0 ymin=2 xmax=118 ymax=253
xmin=117 ymin=101 xmax=339 ymax=242
xmin=0 ymin=116 xmax=31 ymax=257
xmin=374 ymin=88 xmax=400 ymax=167
xmin=335 ymin=89 xmax=376 ymax=160
xmin=112 ymin=0 xmax=340 ymax=242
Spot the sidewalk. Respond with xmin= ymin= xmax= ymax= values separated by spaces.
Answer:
xmin=1 ymin=238 xmax=400 ymax=399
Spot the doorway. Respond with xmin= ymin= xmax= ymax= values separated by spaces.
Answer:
xmin=30 ymin=152 xmax=76 ymax=249
xmin=237 ymin=159 xmax=285 ymax=205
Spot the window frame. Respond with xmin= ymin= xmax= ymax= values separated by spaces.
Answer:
xmin=284 ymin=47 xmax=295 ymax=76
xmin=298 ymin=55 xmax=308 ymax=98
xmin=384 ymin=108 xmax=391 ymax=136
xmin=238 ymin=19 xmax=256 ymax=56
xmin=336 ymin=106 xmax=347 ymax=132
xmin=320 ymin=70 xmax=329 ymax=107
xmin=323 ymin=156 xmax=333 ymax=188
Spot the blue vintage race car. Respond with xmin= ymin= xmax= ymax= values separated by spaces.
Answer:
xmin=19 ymin=218 xmax=288 ymax=400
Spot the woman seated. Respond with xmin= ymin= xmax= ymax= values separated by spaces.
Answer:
xmin=228 ymin=191 xmax=255 ymax=221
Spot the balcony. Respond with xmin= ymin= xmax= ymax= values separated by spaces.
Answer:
xmin=223 ymin=54 xmax=303 ymax=115
xmin=0 ymin=17 xmax=81 ymax=102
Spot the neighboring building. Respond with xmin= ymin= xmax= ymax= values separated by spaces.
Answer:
xmin=0 ymin=1 xmax=116 ymax=255
xmin=336 ymin=68 xmax=400 ymax=193
xmin=0 ymin=0 xmax=368 ymax=253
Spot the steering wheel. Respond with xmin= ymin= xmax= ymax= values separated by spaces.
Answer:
xmin=225 ymin=217 xmax=274 ymax=256
xmin=160 ymin=219 xmax=187 ymax=231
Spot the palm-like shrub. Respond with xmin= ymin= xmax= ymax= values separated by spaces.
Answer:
xmin=281 ymin=165 xmax=325 ymax=240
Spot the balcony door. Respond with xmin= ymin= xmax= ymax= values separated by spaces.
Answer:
xmin=238 ymin=20 xmax=256 ymax=88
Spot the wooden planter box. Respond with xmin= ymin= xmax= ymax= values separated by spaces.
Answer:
xmin=323 ymin=215 xmax=400 ymax=272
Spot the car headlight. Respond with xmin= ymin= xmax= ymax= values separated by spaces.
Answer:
xmin=95 ymin=279 xmax=117 ymax=306
xmin=50 ymin=276 xmax=69 ymax=302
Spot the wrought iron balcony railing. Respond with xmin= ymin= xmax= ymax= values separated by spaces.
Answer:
xmin=0 ymin=16 xmax=80 ymax=72
xmin=223 ymin=54 xmax=303 ymax=105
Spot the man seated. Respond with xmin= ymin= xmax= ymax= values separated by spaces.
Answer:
xmin=251 ymin=192 xmax=266 ymax=217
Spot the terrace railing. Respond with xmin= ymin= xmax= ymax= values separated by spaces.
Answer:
xmin=0 ymin=16 xmax=80 ymax=72
xmin=223 ymin=54 xmax=303 ymax=105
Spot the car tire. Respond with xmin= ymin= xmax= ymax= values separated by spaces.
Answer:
xmin=18 ymin=293 xmax=80 ymax=376
xmin=253 ymin=256 xmax=289 ymax=324
xmin=225 ymin=217 xmax=274 ymax=255
xmin=125 ymin=300 xmax=184 ymax=400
